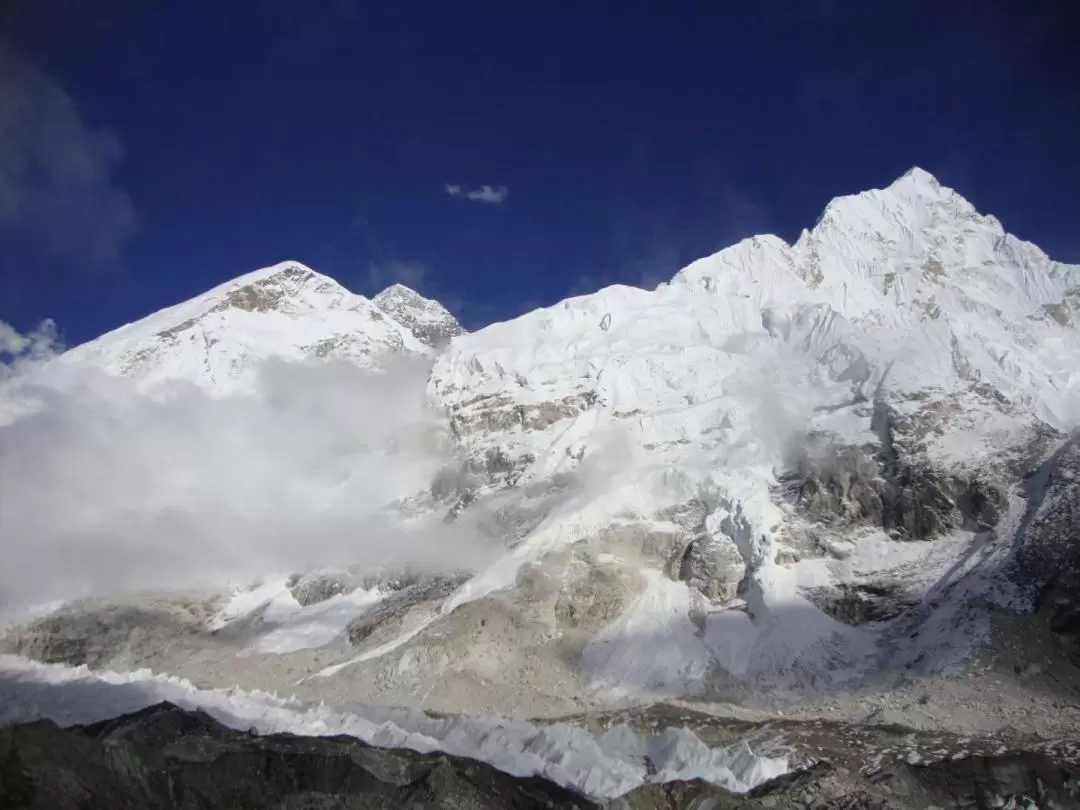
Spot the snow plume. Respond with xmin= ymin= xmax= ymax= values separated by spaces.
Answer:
xmin=0 ymin=327 xmax=496 ymax=611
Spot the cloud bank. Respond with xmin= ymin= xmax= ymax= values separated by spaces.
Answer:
xmin=445 ymin=183 xmax=509 ymax=205
xmin=0 ymin=327 xmax=501 ymax=612
xmin=0 ymin=43 xmax=134 ymax=262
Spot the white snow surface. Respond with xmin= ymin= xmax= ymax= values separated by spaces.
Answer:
xmin=583 ymin=570 xmax=714 ymax=697
xmin=0 ymin=654 xmax=787 ymax=798
xmin=207 ymin=577 xmax=386 ymax=655
xmin=60 ymin=262 xmax=433 ymax=394
xmin=422 ymin=169 xmax=1080 ymax=687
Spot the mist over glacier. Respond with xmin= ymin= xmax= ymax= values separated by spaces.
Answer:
xmin=0 ymin=326 xmax=504 ymax=612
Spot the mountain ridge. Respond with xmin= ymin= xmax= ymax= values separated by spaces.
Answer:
xmin=60 ymin=261 xmax=464 ymax=394
xmin=58 ymin=167 xmax=1080 ymax=409
xmin=10 ymin=165 xmax=1080 ymax=732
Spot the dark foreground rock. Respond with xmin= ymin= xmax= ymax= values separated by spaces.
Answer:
xmin=1007 ymin=439 xmax=1080 ymax=669
xmin=3 ymin=702 xmax=1080 ymax=809
xmin=0 ymin=702 xmax=598 ymax=810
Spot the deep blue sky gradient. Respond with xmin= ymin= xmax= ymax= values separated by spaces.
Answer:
xmin=2 ymin=0 xmax=1078 ymax=345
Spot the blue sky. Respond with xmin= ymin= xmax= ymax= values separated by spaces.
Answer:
xmin=2 ymin=1 xmax=1078 ymax=345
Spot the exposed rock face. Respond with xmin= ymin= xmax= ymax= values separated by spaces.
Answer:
xmin=0 ymin=596 xmax=220 ymax=669
xmin=346 ymin=572 xmax=470 ymax=646
xmin=721 ymin=753 xmax=1080 ymax=809
xmin=446 ymin=392 xmax=599 ymax=439
xmin=372 ymin=283 xmax=464 ymax=348
xmin=432 ymin=447 xmax=536 ymax=502
xmin=780 ymin=443 xmax=887 ymax=528
xmin=854 ymin=752 xmax=1080 ymax=810
xmin=651 ymin=500 xmax=745 ymax=603
xmin=805 ymin=582 xmax=920 ymax=626
xmin=289 ymin=571 xmax=361 ymax=607
xmin=431 ymin=446 xmax=540 ymax=524
xmin=61 ymin=261 xmax=430 ymax=394
xmin=676 ymin=533 xmax=746 ymax=604
xmin=213 ymin=263 xmax=320 ymax=313
xmin=780 ymin=432 xmax=1008 ymax=542
xmin=1007 ymin=438 xmax=1080 ymax=668
xmin=551 ymin=557 xmax=642 ymax=634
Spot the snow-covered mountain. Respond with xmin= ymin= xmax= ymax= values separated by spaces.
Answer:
xmin=373 ymin=283 xmax=465 ymax=348
xmin=61 ymin=261 xmax=463 ymax=394
xmin=413 ymin=166 xmax=1080 ymax=699
xmin=5 ymin=168 xmax=1080 ymax=801
xmin=437 ymin=167 xmax=1079 ymax=474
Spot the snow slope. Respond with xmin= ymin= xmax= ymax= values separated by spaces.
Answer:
xmin=60 ymin=262 xmax=451 ymax=394
xmin=423 ymin=167 xmax=1080 ymax=692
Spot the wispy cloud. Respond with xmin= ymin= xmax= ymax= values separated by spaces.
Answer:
xmin=445 ymin=183 xmax=509 ymax=205
xmin=366 ymin=259 xmax=425 ymax=291
xmin=0 ymin=319 xmax=59 ymax=366
xmin=0 ymin=42 xmax=135 ymax=263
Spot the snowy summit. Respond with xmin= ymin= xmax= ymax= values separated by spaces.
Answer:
xmin=59 ymin=262 xmax=455 ymax=394
xmin=373 ymin=283 xmax=465 ymax=348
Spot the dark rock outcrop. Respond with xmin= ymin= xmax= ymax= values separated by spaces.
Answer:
xmin=779 ymin=432 xmax=1007 ymax=542
xmin=0 ymin=702 xmax=598 ymax=809
xmin=346 ymin=572 xmax=469 ymax=645
xmin=779 ymin=444 xmax=888 ymax=528
xmin=372 ymin=283 xmax=464 ymax=348
xmin=1006 ymin=438 xmax=1080 ymax=669
xmin=805 ymin=582 xmax=920 ymax=626
xmin=863 ymin=751 xmax=1080 ymax=810
xmin=0 ymin=599 xmax=217 ymax=669
xmin=676 ymin=533 xmax=746 ymax=604
xmin=289 ymin=571 xmax=361 ymax=607
xmin=654 ymin=499 xmax=749 ymax=604
xmin=447 ymin=392 xmax=599 ymax=439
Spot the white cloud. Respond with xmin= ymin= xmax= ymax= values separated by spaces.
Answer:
xmin=0 ymin=319 xmax=60 ymax=372
xmin=0 ymin=323 xmax=30 ymax=356
xmin=466 ymin=185 xmax=509 ymax=204
xmin=445 ymin=183 xmax=509 ymax=205
xmin=367 ymin=259 xmax=425 ymax=291
xmin=0 ymin=325 xmax=503 ymax=611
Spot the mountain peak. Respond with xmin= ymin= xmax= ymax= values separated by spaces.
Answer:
xmin=377 ymin=282 xmax=421 ymax=298
xmin=208 ymin=260 xmax=320 ymax=293
xmin=374 ymin=284 xmax=464 ymax=348
xmin=879 ymin=165 xmax=954 ymax=205
xmin=893 ymin=165 xmax=940 ymax=188
xmin=806 ymin=165 xmax=983 ymax=250
xmin=62 ymin=261 xmax=429 ymax=393
xmin=202 ymin=262 xmax=342 ymax=316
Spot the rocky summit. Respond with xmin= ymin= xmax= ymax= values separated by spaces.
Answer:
xmin=3 ymin=169 xmax=1080 ymax=808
